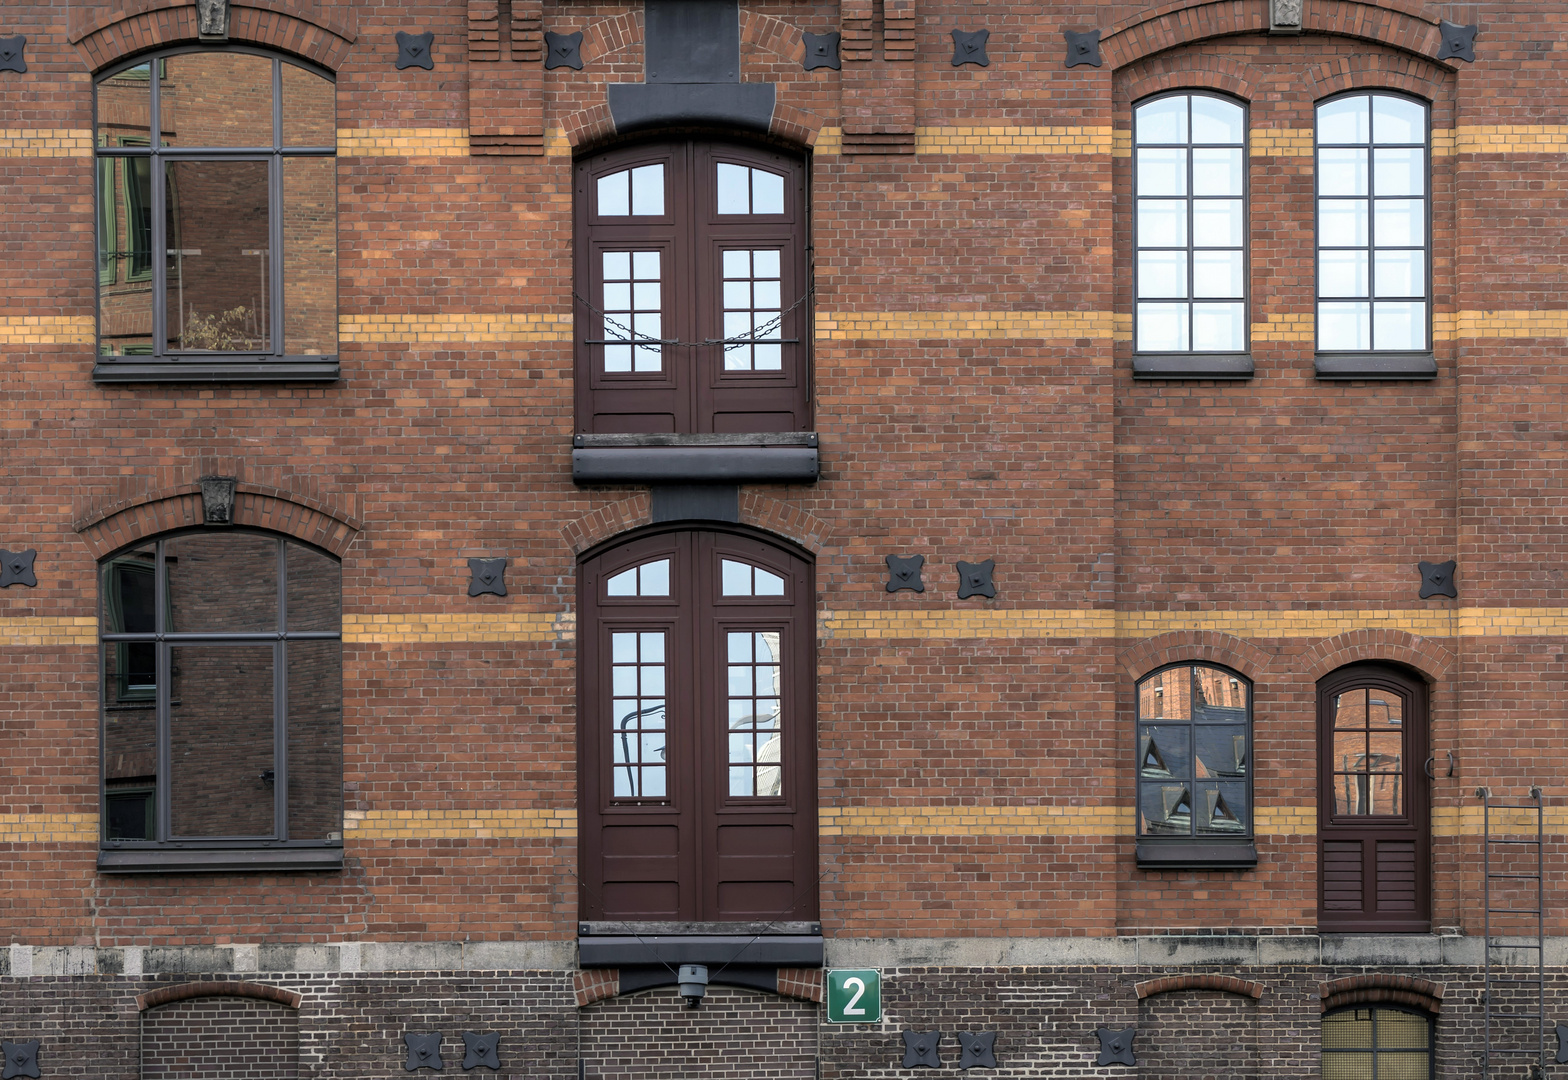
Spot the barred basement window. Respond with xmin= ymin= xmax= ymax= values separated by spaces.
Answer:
xmin=93 ymin=48 xmax=337 ymax=382
xmin=1135 ymin=662 xmax=1256 ymax=869
xmin=99 ymin=530 xmax=343 ymax=873
xmin=1322 ymin=1006 xmax=1433 ymax=1079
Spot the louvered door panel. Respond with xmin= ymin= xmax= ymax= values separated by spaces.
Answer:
xmin=1322 ymin=841 xmax=1365 ymax=910
xmin=1375 ymin=840 xmax=1418 ymax=912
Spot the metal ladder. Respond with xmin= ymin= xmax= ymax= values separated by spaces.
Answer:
xmin=1478 ymin=785 xmax=1545 ymax=1079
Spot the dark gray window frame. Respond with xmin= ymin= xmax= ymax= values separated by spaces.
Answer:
xmin=1134 ymin=661 xmax=1258 ymax=870
xmin=92 ymin=46 xmax=338 ymax=384
xmin=1313 ymin=89 xmax=1436 ymax=381
xmin=1131 ymin=89 xmax=1254 ymax=380
xmin=97 ymin=528 xmax=343 ymax=873
xmin=1321 ymin=1005 xmax=1435 ymax=1079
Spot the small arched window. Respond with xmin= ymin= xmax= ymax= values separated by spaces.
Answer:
xmin=1135 ymin=662 xmax=1255 ymax=869
xmin=99 ymin=529 xmax=342 ymax=872
xmin=93 ymin=48 xmax=337 ymax=382
xmin=1322 ymin=1006 xmax=1433 ymax=1079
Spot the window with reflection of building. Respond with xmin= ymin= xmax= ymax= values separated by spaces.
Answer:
xmin=94 ymin=49 xmax=336 ymax=377
xmin=1136 ymin=663 xmax=1252 ymax=840
xmin=99 ymin=530 xmax=342 ymax=870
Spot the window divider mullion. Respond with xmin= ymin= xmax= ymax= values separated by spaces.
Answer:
xmin=271 ymin=152 xmax=284 ymax=356
xmin=150 ymin=79 xmax=166 ymax=360
xmin=276 ymin=539 xmax=288 ymax=839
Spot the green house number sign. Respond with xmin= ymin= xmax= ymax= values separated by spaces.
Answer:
xmin=826 ymin=969 xmax=882 ymax=1023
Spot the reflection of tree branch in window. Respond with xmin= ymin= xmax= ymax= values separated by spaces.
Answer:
xmin=617 ymin=701 xmax=665 ymax=798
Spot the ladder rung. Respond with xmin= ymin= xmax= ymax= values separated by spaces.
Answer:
xmin=1486 ymin=873 xmax=1542 ymax=880
xmin=1487 ymin=940 xmax=1542 ymax=947
xmin=1487 ymin=909 xmax=1543 ymax=916
xmin=1487 ymin=839 xmax=1543 ymax=845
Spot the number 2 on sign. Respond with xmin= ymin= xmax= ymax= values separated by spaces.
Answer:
xmin=843 ymin=976 xmax=867 ymax=1015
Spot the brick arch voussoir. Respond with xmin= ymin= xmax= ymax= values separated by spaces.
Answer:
xmin=1136 ymin=974 xmax=1266 ymax=1000
xmin=741 ymin=9 xmax=806 ymax=66
xmin=1306 ymin=53 xmax=1452 ymax=103
xmin=561 ymin=492 xmax=826 ymax=558
xmin=1118 ymin=53 xmax=1258 ymax=103
xmin=73 ymin=1 xmax=356 ymax=73
xmin=1302 ymin=629 xmax=1453 ymax=684
xmin=1118 ymin=631 xmax=1270 ymax=682
xmin=739 ymin=492 xmax=829 ymax=555
xmin=138 ymin=980 xmax=303 ymax=1012
xmin=561 ymin=494 xmax=656 ymax=556
xmin=77 ymin=485 xmax=361 ymax=562
xmin=1320 ymin=974 xmax=1443 ymax=1014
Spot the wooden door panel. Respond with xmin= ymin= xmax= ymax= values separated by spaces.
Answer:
xmin=1375 ymin=840 xmax=1418 ymax=912
xmin=602 ymin=882 xmax=681 ymax=920
xmin=717 ymin=881 xmax=796 ymax=920
xmin=1321 ymin=840 xmax=1364 ymax=910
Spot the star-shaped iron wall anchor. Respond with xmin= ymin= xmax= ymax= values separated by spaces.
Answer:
xmin=957 ymin=1031 xmax=997 ymax=1070
xmin=956 ymin=559 xmax=996 ymax=599
xmin=0 ymin=1042 xmax=39 ymax=1080
xmin=468 ymin=558 xmax=508 ymax=597
xmin=405 ymin=1032 xmax=444 ymax=1071
xmin=544 ymin=31 xmax=583 ymax=70
xmin=1096 ymin=1027 xmax=1136 ymax=1067
xmin=1555 ymin=1022 xmax=1568 ymax=1064
xmin=802 ymin=31 xmax=841 ymax=71
xmin=1436 ymin=20 xmax=1477 ymax=62
xmin=902 ymin=1030 xmax=943 ymax=1068
xmin=461 ymin=1032 xmax=500 ymax=1071
xmin=0 ymin=36 xmax=26 ymax=74
xmin=950 ymin=28 xmax=990 ymax=67
xmin=1418 ymin=560 xmax=1457 ymax=599
xmin=885 ymin=554 xmax=926 ymax=593
xmin=396 ymin=31 xmax=436 ymax=70
xmin=1064 ymin=29 xmax=1101 ymax=68
xmin=0 ymin=550 xmax=37 ymax=589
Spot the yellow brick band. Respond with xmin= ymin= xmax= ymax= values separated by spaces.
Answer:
xmin=820 ymin=804 xmax=1133 ymax=837
xmin=0 ymin=316 xmax=96 ymax=346
xmin=0 ymin=129 xmax=95 ymax=157
xmin=545 ymin=127 xmax=573 ymax=157
xmin=814 ymin=127 xmax=843 ymax=155
xmin=1249 ymin=129 xmax=1314 ymax=157
xmin=0 ymin=813 xmax=98 ymax=843
xmin=1432 ymin=805 xmax=1568 ymax=836
xmin=1454 ymin=310 xmax=1568 ymax=339
xmin=338 ymin=312 xmax=573 ymax=344
xmin=1252 ymin=311 xmax=1316 ymax=342
xmin=0 ymin=617 xmax=99 ymax=647
xmin=822 ymin=610 xmax=1118 ymax=640
xmin=914 ymin=126 xmax=1113 ymax=156
xmin=815 ymin=310 xmax=1115 ymax=341
xmin=337 ymin=127 xmax=471 ymax=156
xmin=1254 ymin=806 xmax=1316 ymax=835
xmin=1454 ymin=125 xmax=1568 ymax=155
xmin=342 ymin=807 xmax=576 ymax=840
xmin=342 ymin=611 xmax=573 ymax=644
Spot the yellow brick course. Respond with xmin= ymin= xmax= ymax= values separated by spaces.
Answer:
xmin=338 ymin=312 xmax=573 ymax=345
xmin=342 ymin=807 xmax=577 ymax=840
xmin=0 ymin=128 xmax=95 ymax=157
xmin=0 ymin=316 xmax=96 ymax=346
xmin=1249 ymin=129 xmax=1314 ymax=157
xmin=1251 ymin=311 xmax=1316 ymax=342
xmin=342 ymin=611 xmax=573 ymax=644
xmin=336 ymin=127 xmax=471 ymax=156
xmin=813 ymin=126 xmax=843 ymax=155
xmin=1453 ymin=125 xmax=1568 ymax=155
xmin=820 ymin=804 xmax=1133 ymax=837
xmin=544 ymin=126 xmax=573 ymax=157
xmin=1432 ymin=805 xmax=1568 ymax=836
xmin=1453 ymin=310 xmax=1568 ymax=339
xmin=814 ymin=310 xmax=1116 ymax=341
xmin=914 ymin=126 xmax=1114 ymax=156
xmin=0 ymin=617 xmax=99 ymax=647
xmin=0 ymin=813 xmax=98 ymax=843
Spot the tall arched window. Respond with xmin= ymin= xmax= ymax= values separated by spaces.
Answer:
xmin=1135 ymin=662 xmax=1255 ymax=868
xmin=578 ymin=528 xmax=816 ymax=921
xmin=99 ymin=530 xmax=343 ymax=872
xmin=93 ymin=48 xmax=337 ymax=382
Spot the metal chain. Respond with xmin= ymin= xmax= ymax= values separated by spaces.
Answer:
xmin=572 ymin=283 xmax=816 ymax=349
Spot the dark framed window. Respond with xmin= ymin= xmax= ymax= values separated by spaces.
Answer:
xmin=573 ymin=140 xmax=811 ymax=434
xmin=1322 ymin=1006 xmax=1433 ymax=1079
xmin=1314 ymin=92 xmax=1433 ymax=378
xmin=1132 ymin=92 xmax=1252 ymax=379
xmin=93 ymin=48 xmax=338 ymax=382
xmin=99 ymin=530 xmax=343 ymax=873
xmin=1134 ymin=662 xmax=1256 ymax=869
xmin=578 ymin=528 xmax=816 ymax=922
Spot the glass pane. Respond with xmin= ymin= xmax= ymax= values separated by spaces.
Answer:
xmin=1336 ymin=772 xmax=1371 ymax=815
xmin=1318 ymin=97 xmax=1370 ymax=144
xmin=1137 ymin=200 xmax=1186 ymax=247
xmin=96 ymin=63 xmax=152 ymax=145
xmin=1368 ymin=731 xmax=1403 ymax=771
xmin=99 ymin=157 xmax=155 ymax=356
xmin=281 ymin=62 xmax=334 ymax=146
xmin=160 ymin=53 xmax=275 ymax=147
xmin=1137 ymin=303 xmax=1189 ymax=352
xmin=1192 ymin=200 xmax=1242 ymax=247
xmin=1374 ymin=250 xmax=1424 ymax=298
xmin=1377 ymin=1011 xmax=1430 ymax=1048
xmin=1138 ymin=251 xmax=1186 ymax=299
xmin=641 ymin=559 xmax=670 ymax=596
xmin=1320 ymin=200 xmax=1368 ymax=247
xmin=283 ymin=157 xmax=336 ymax=356
xmin=1139 ymin=724 xmax=1190 ymax=778
xmin=1196 ymin=782 xmax=1248 ymax=834
xmin=1193 ymin=304 xmax=1245 ymax=352
xmin=753 ymin=169 xmax=784 ymax=214
xmin=1195 ymin=726 xmax=1248 ymax=779
xmin=103 ymin=644 xmax=158 ymax=838
xmin=1191 ymin=96 xmax=1244 ymax=144
xmin=601 ymin=250 xmax=661 ymax=373
xmin=285 ymin=542 xmax=340 ymax=632
xmin=165 ymin=533 xmax=279 ymax=632
xmin=1374 ymin=302 xmax=1426 ymax=350
xmin=103 ymin=545 xmax=158 ymax=633
xmin=1194 ymin=666 xmax=1248 ymax=714
xmin=1373 ymin=97 xmax=1426 ymax=145
xmin=630 ymin=164 xmax=664 ymax=215
xmin=1140 ymin=782 xmax=1192 ymax=835
xmin=726 ymin=631 xmax=784 ymax=798
xmin=1192 ymin=148 xmax=1242 ymax=196
xmin=1138 ymin=666 xmax=1192 ymax=720
xmin=1374 ymin=148 xmax=1424 ymax=197
xmin=598 ymin=170 xmax=629 ymax=216
xmin=1319 ymin=148 xmax=1369 ymax=196
xmin=286 ymin=639 xmax=341 ymax=840
xmin=1321 ymin=250 xmax=1369 ymax=298
xmin=721 ymin=559 xmax=751 ymax=595
xmin=717 ymin=163 xmax=749 ymax=213
xmin=755 ymin=568 xmax=785 ymax=596
xmin=166 ymin=160 xmax=272 ymax=352
xmin=1333 ymin=729 xmax=1367 ymax=771
xmin=730 ymin=766 xmax=754 ymax=797
xmin=1369 ymin=692 xmax=1402 ymax=727
xmin=1323 ymin=1010 xmax=1374 ymax=1048
xmin=722 ymin=249 xmax=784 ymax=372
xmin=1334 ymin=688 xmax=1368 ymax=729
xmin=1193 ymin=251 xmax=1243 ymax=298
xmin=1322 ymin=1053 xmax=1373 ymax=1080
xmin=1374 ymin=199 xmax=1424 ymax=247
xmin=1318 ymin=302 xmax=1370 ymax=350
xmin=1137 ymin=148 xmax=1187 ymax=196
xmin=169 ymin=645 xmax=276 ymax=837
xmin=1376 ymin=1052 xmax=1430 ymax=1080
xmin=607 ymin=567 xmax=637 ymax=596
xmin=609 ymin=630 xmax=667 ymax=800
xmin=1135 ymin=97 xmax=1187 ymax=144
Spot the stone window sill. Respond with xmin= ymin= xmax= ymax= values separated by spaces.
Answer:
xmin=572 ymin=433 xmax=819 ymax=484
xmin=92 ymin=357 xmax=340 ymax=383
xmin=578 ymin=921 xmax=824 ymax=968
xmin=98 ymin=845 xmax=344 ymax=874
xmin=1314 ymin=353 xmax=1437 ymax=380
xmin=1133 ymin=354 xmax=1255 ymax=380
xmin=1135 ymin=838 xmax=1258 ymax=870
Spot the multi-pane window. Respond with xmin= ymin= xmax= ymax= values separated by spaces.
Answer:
xmin=1316 ymin=93 xmax=1429 ymax=352
xmin=1134 ymin=93 xmax=1248 ymax=354
xmin=99 ymin=530 xmax=342 ymax=872
xmin=1135 ymin=664 xmax=1253 ymax=852
xmin=1322 ymin=1007 xmax=1432 ymax=1080
xmin=575 ymin=142 xmax=809 ymax=433
xmin=611 ymin=631 xmax=668 ymax=799
xmin=726 ymin=630 xmax=784 ymax=798
xmin=93 ymin=48 xmax=337 ymax=380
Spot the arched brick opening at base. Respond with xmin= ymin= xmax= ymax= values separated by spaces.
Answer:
xmin=1138 ymin=987 xmax=1261 ymax=1080
xmin=141 ymin=986 xmax=301 ymax=1080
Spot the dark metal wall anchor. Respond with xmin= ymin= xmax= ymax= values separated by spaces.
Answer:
xmin=468 ymin=558 xmax=508 ymax=597
xmin=1 ymin=1041 xmax=39 ymax=1080
xmin=802 ymin=31 xmax=841 ymax=70
xmin=404 ymin=1032 xmax=444 ymax=1071
xmin=1096 ymin=1027 xmax=1136 ymax=1066
xmin=902 ymin=1031 xmax=942 ymax=1068
xmin=396 ymin=31 xmax=435 ymax=70
xmin=462 ymin=1032 xmax=500 ymax=1071
xmin=0 ymin=550 xmax=36 ymax=588
xmin=885 ymin=554 xmax=926 ymax=593
xmin=0 ymin=36 xmax=26 ymax=74
xmin=545 ymin=31 xmax=584 ymax=70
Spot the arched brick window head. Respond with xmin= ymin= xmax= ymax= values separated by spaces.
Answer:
xmin=578 ymin=528 xmax=817 ymax=921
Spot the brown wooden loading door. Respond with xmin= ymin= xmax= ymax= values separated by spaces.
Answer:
xmin=579 ymin=529 xmax=817 ymax=921
xmin=1317 ymin=664 xmax=1430 ymax=932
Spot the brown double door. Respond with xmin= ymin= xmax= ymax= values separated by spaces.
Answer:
xmin=579 ymin=529 xmax=816 ymax=921
xmin=1317 ymin=664 xmax=1430 ymax=932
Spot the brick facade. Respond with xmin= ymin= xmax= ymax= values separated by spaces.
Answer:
xmin=1 ymin=0 xmax=1566 ymax=1072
